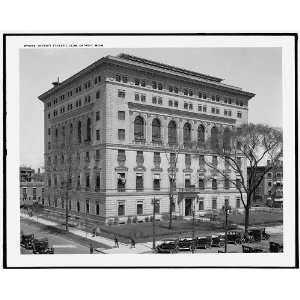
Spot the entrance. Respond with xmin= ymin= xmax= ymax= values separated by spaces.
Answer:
xmin=185 ymin=198 xmax=192 ymax=216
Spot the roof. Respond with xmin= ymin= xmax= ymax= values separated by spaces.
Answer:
xmin=38 ymin=53 xmax=255 ymax=101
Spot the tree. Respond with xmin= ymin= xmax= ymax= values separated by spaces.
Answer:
xmin=201 ymin=123 xmax=282 ymax=233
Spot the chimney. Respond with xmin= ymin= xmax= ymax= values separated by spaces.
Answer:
xmin=52 ymin=76 xmax=60 ymax=87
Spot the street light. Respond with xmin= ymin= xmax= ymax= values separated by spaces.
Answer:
xmin=152 ymin=197 xmax=159 ymax=250
xmin=223 ymin=203 xmax=231 ymax=253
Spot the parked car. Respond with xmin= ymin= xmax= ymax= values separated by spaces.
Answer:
xmin=226 ymin=230 xmax=245 ymax=245
xmin=242 ymin=245 xmax=263 ymax=253
xmin=32 ymin=238 xmax=54 ymax=254
xmin=211 ymin=234 xmax=225 ymax=247
xmin=20 ymin=233 xmax=34 ymax=249
xmin=177 ymin=237 xmax=194 ymax=251
xmin=195 ymin=236 xmax=212 ymax=249
xmin=248 ymin=227 xmax=270 ymax=242
xmin=269 ymin=241 xmax=283 ymax=253
xmin=155 ymin=239 xmax=178 ymax=253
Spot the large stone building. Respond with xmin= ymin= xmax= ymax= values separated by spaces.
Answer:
xmin=38 ymin=53 xmax=255 ymax=224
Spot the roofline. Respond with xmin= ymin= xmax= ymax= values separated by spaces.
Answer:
xmin=38 ymin=54 xmax=255 ymax=101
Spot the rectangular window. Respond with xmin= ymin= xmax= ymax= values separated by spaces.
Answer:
xmin=118 ymin=129 xmax=125 ymax=140
xmin=118 ymin=90 xmax=126 ymax=98
xmin=32 ymin=188 xmax=36 ymax=200
xmin=86 ymin=174 xmax=90 ymax=188
xmin=168 ymin=100 xmax=173 ymax=107
xmin=174 ymin=100 xmax=178 ymax=108
xmin=225 ymin=199 xmax=229 ymax=207
xmin=212 ymin=178 xmax=218 ymax=190
xmin=96 ymin=130 xmax=100 ymax=141
xmin=116 ymin=74 xmax=121 ymax=82
xmin=86 ymin=200 xmax=90 ymax=214
xmin=152 ymin=81 xmax=157 ymax=89
xmin=184 ymin=102 xmax=188 ymax=109
xmin=95 ymin=149 xmax=100 ymax=161
xmin=96 ymin=111 xmax=100 ymax=121
xmin=185 ymin=174 xmax=191 ymax=188
xmin=152 ymin=96 xmax=157 ymax=104
xmin=199 ymin=199 xmax=204 ymax=211
xmin=199 ymin=178 xmax=205 ymax=190
xmin=198 ymin=92 xmax=202 ymax=98
xmin=224 ymin=177 xmax=230 ymax=189
xmin=96 ymin=201 xmax=100 ymax=215
xmin=135 ymin=78 xmax=140 ymax=86
xmin=189 ymin=103 xmax=193 ymax=110
xmin=236 ymin=197 xmax=241 ymax=209
xmin=198 ymin=105 xmax=202 ymax=112
xmin=137 ymin=201 xmax=143 ymax=215
xmin=141 ymin=80 xmax=146 ymax=87
xmin=118 ymin=111 xmax=125 ymax=120
xmin=236 ymin=178 xmax=241 ymax=189
xmin=188 ymin=90 xmax=193 ymax=96
xmin=122 ymin=76 xmax=128 ymax=83
xmin=154 ymin=200 xmax=160 ymax=214
xmin=211 ymin=107 xmax=216 ymax=114
xmin=96 ymin=91 xmax=100 ymax=99
xmin=157 ymin=83 xmax=163 ymax=90
xmin=135 ymin=93 xmax=140 ymax=101
xmin=158 ymin=97 xmax=163 ymax=105
xmin=216 ymin=108 xmax=220 ymax=114
xmin=153 ymin=174 xmax=160 ymax=190
xmin=169 ymin=86 xmax=173 ymax=92
xmin=203 ymin=106 xmax=207 ymax=112
xmin=117 ymin=173 xmax=126 ymax=192
xmin=237 ymin=111 xmax=242 ymax=118
xmin=183 ymin=89 xmax=188 ymax=95
xmin=141 ymin=94 xmax=146 ymax=102
xmin=118 ymin=201 xmax=125 ymax=216
xmin=95 ymin=172 xmax=100 ymax=190
xmin=212 ymin=198 xmax=217 ymax=210
xmin=136 ymin=174 xmax=144 ymax=191
xmin=216 ymin=95 xmax=220 ymax=102
xmin=174 ymin=87 xmax=178 ymax=93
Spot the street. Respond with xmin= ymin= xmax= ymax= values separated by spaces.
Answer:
xmin=21 ymin=218 xmax=101 ymax=254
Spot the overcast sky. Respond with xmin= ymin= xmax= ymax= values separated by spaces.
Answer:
xmin=20 ymin=47 xmax=282 ymax=170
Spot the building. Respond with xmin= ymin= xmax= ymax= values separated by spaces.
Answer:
xmin=247 ymin=157 xmax=283 ymax=207
xmin=20 ymin=167 xmax=45 ymax=206
xmin=38 ymin=53 xmax=255 ymax=224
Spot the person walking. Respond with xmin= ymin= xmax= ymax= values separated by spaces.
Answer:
xmin=130 ymin=238 xmax=135 ymax=248
xmin=114 ymin=235 xmax=119 ymax=248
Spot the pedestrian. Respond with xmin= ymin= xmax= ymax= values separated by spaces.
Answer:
xmin=130 ymin=238 xmax=135 ymax=248
xmin=114 ymin=235 xmax=119 ymax=248
xmin=89 ymin=243 xmax=93 ymax=254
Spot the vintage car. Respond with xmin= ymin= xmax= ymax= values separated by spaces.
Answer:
xmin=269 ymin=241 xmax=283 ymax=253
xmin=155 ymin=239 xmax=178 ymax=254
xmin=194 ymin=236 xmax=212 ymax=249
xmin=226 ymin=230 xmax=245 ymax=245
xmin=242 ymin=245 xmax=264 ymax=253
xmin=32 ymin=238 xmax=54 ymax=254
xmin=20 ymin=233 xmax=34 ymax=249
xmin=177 ymin=237 xmax=194 ymax=251
xmin=248 ymin=227 xmax=271 ymax=242
xmin=211 ymin=234 xmax=225 ymax=247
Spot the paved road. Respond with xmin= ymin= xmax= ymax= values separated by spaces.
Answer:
xmin=21 ymin=218 xmax=96 ymax=254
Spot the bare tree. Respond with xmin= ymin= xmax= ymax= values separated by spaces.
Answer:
xmin=199 ymin=123 xmax=282 ymax=233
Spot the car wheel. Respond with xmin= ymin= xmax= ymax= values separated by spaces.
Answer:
xmin=235 ymin=239 xmax=241 ymax=245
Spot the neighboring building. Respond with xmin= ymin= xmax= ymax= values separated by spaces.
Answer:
xmin=20 ymin=167 xmax=45 ymax=206
xmin=247 ymin=157 xmax=283 ymax=208
xmin=38 ymin=53 xmax=255 ymax=224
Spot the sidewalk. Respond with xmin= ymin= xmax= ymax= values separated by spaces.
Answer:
xmin=20 ymin=213 xmax=153 ymax=254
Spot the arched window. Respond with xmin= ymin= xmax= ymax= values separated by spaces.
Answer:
xmin=134 ymin=116 xmax=145 ymax=140
xmin=77 ymin=121 xmax=82 ymax=143
xmin=86 ymin=118 xmax=91 ymax=141
xmin=183 ymin=123 xmax=191 ymax=145
xmin=168 ymin=121 xmax=177 ymax=145
xmin=152 ymin=118 xmax=161 ymax=141
xmin=198 ymin=124 xmax=205 ymax=144
xmin=223 ymin=127 xmax=231 ymax=150
xmin=55 ymin=128 xmax=58 ymax=138
xmin=211 ymin=126 xmax=219 ymax=149
xmin=70 ymin=123 xmax=73 ymax=136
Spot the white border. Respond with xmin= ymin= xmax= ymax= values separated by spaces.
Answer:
xmin=5 ymin=34 xmax=296 ymax=268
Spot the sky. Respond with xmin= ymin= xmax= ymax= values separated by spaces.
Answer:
xmin=19 ymin=48 xmax=282 ymax=170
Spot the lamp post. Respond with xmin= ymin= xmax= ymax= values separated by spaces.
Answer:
xmin=223 ymin=203 xmax=231 ymax=253
xmin=152 ymin=197 xmax=158 ymax=250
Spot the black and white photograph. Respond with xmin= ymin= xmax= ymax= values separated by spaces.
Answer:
xmin=3 ymin=34 xmax=297 ymax=268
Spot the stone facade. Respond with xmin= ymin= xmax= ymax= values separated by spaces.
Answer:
xmin=38 ymin=53 xmax=255 ymax=224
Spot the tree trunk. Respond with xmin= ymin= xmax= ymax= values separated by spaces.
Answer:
xmin=244 ymin=206 xmax=250 ymax=233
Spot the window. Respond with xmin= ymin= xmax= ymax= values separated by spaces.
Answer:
xmin=94 ymin=75 xmax=101 ymax=84
xmin=117 ymin=173 xmax=126 ymax=192
xmin=86 ymin=200 xmax=90 ymax=214
xmin=116 ymin=74 xmax=121 ymax=82
xmin=157 ymin=83 xmax=163 ymax=90
xmin=141 ymin=94 xmax=146 ymax=102
xmin=136 ymin=174 xmax=144 ymax=191
xmin=168 ymin=121 xmax=177 ymax=145
xmin=198 ymin=92 xmax=202 ymax=98
xmin=237 ymin=111 xmax=242 ymax=118
xmin=118 ymin=90 xmax=126 ymax=98
xmin=153 ymin=174 xmax=160 ymax=190
xmin=216 ymin=108 xmax=220 ymax=114
xmin=224 ymin=177 xmax=230 ymax=189
xmin=185 ymin=174 xmax=191 ymax=188
xmin=174 ymin=87 xmax=178 ymax=93
xmin=184 ymin=102 xmax=188 ymax=109
xmin=199 ymin=155 xmax=205 ymax=167
xmin=236 ymin=197 xmax=241 ymax=209
xmin=118 ymin=129 xmax=125 ymax=140
xmin=212 ymin=198 xmax=217 ymax=210
xmin=96 ymin=111 xmax=100 ymax=121
xmin=189 ymin=103 xmax=193 ymax=110
xmin=135 ymin=78 xmax=140 ymax=86
xmin=185 ymin=154 xmax=191 ymax=168
xmin=199 ymin=178 xmax=205 ymax=190
xmin=211 ymin=107 xmax=216 ymax=114
xmin=141 ymin=80 xmax=146 ymax=87
xmin=77 ymin=201 xmax=80 ymax=212
xmin=95 ymin=172 xmax=100 ymax=190
xmin=96 ymin=130 xmax=100 ymax=141
xmin=134 ymin=116 xmax=145 ymax=140
xmin=48 ymin=113 xmax=50 ymax=119
xmin=169 ymin=86 xmax=173 ymax=92
xmin=168 ymin=99 xmax=173 ymax=107
xmin=154 ymin=200 xmax=160 ymax=214
xmin=212 ymin=178 xmax=218 ymax=190
xmin=199 ymin=200 xmax=204 ymax=211
xmin=95 ymin=149 xmax=100 ymax=161
xmin=174 ymin=100 xmax=178 ymax=107
xmin=158 ymin=97 xmax=163 ymax=105
xmin=86 ymin=118 xmax=91 ymax=141
xmin=96 ymin=90 xmax=100 ymax=99
xmin=216 ymin=95 xmax=220 ymax=102
xmin=225 ymin=199 xmax=229 ymax=207
xmin=152 ymin=118 xmax=161 ymax=141
xmin=152 ymin=81 xmax=157 ymax=89
xmin=198 ymin=105 xmax=202 ymax=112
xmin=183 ymin=123 xmax=191 ymax=145
xmin=137 ymin=201 xmax=143 ymax=215
xmin=122 ymin=76 xmax=128 ymax=83
xmin=198 ymin=125 xmax=205 ymax=144
xmin=135 ymin=93 xmax=140 ymax=101
xmin=223 ymin=127 xmax=231 ymax=150
xmin=183 ymin=89 xmax=188 ymax=95
xmin=189 ymin=90 xmax=193 ymax=96
xmin=54 ymin=197 xmax=58 ymax=208
xmin=268 ymin=181 xmax=272 ymax=187
xmin=96 ymin=201 xmax=100 ymax=215
xmin=32 ymin=188 xmax=36 ymax=200
xmin=203 ymin=106 xmax=207 ymax=112
xmin=236 ymin=178 xmax=241 ymax=189
xmin=86 ymin=174 xmax=90 ymax=188
xmin=212 ymin=155 xmax=218 ymax=166
xmin=211 ymin=126 xmax=219 ymax=149
xmin=152 ymin=96 xmax=157 ymax=104
xmin=77 ymin=121 xmax=82 ymax=143
xmin=118 ymin=201 xmax=125 ymax=216
xmin=212 ymin=95 xmax=216 ymax=101
xmin=85 ymin=151 xmax=90 ymax=162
